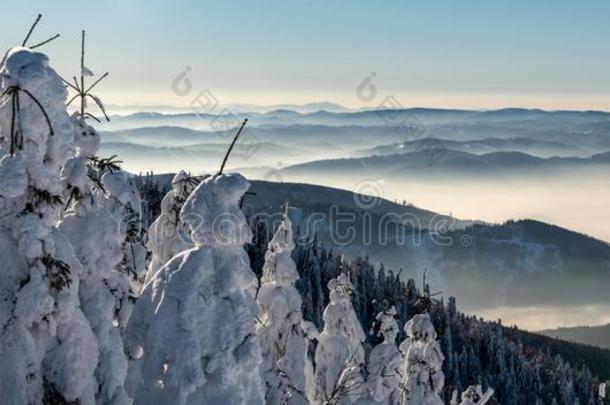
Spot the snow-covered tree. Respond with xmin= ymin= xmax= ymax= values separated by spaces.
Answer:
xmin=101 ymin=169 xmax=147 ymax=286
xmin=57 ymin=31 xmax=137 ymax=402
xmin=399 ymin=313 xmax=445 ymax=405
xmin=59 ymin=126 xmax=132 ymax=404
xmin=363 ymin=307 xmax=402 ymax=404
xmin=126 ymin=173 xmax=264 ymax=404
xmin=257 ymin=212 xmax=313 ymax=405
xmin=0 ymin=46 xmax=101 ymax=403
xmin=312 ymin=273 xmax=366 ymax=405
xmin=144 ymin=170 xmax=198 ymax=282
xmin=455 ymin=385 xmax=494 ymax=405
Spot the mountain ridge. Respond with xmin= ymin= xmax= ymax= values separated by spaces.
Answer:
xmin=539 ymin=324 xmax=610 ymax=349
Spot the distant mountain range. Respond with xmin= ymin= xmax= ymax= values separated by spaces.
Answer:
xmin=539 ymin=324 xmax=610 ymax=349
xmin=353 ymin=136 xmax=590 ymax=158
xmin=97 ymin=107 xmax=610 ymax=155
xmin=103 ymin=102 xmax=353 ymax=116
xmin=278 ymin=149 xmax=610 ymax=179
xmin=224 ymin=101 xmax=352 ymax=114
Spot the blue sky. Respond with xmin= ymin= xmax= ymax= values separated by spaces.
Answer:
xmin=1 ymin=0 xmax=609 ymax=109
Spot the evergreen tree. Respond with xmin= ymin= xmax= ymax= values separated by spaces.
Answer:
xmin=257 ymin=213 xmax=313 ymax=405
xmin=100 ymin=170 xmax=147 ymax=287
xmin=400 ymin=313 xmax=445 ymax=405
xmin=0 ymin=45 xmax=100 ymax=403
xmin=312 ymin=273 xmax=366 ymax=404
xmin=144 ymin=170 xmax=198 ymax=282
xmin=364 ymin=307 xmax=402 ymax=404
xmin=126 ymin=174 xmax=264 ymax=404
xmin=59 ymin=130 xmax=132 ymax=404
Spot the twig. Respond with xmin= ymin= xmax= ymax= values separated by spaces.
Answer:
xmin=22 ymin=14 xmax=42 ymax=46
xmin=60 ymin=76 xmax=79 ymax=91
xmin=2 ymin=86 xmax=54 ymax=155
xmin=86 ymin=93 xmax=109 ymax=121
xmin=65 ymin=94 xmax=79 ymax=107
xmin=218 ymin=118 xmax=248 ymax=175
xmin=85 ymin=72 xmax=109 ymax=93
xmin=21 ymin=14 xmax=60 ymax=49
xmin=30 ymin=33 xmax=60 ymax=49
xmin=10 ymin=89 xmax=17 ymax=155
xmin=20 ymin=88 xmax=54 ymax=136
xmin=84 ymin=112 xmax=101 ymax=123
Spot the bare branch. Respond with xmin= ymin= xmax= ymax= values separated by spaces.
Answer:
xmin=218 ymin=118 xmax=248 ymax=175
xmin=59 ymin=75 xmax=80 ymax=92
xmin=66 ymin=93 xmax=79 ymax=107
xmin=29 ymin=33 xmax=60 ymax=49
xmin=85 ymin=72 xmax=109 ymax=93
xmin=22 ymin=14 xmax=42 ymax=47
xmin=20 ymin=88 xmax=54 ymax=136
xmin=84 ymin=112 xmax=101 ymax=123
xmin=86 ymin=93 xmax=109 ymax=121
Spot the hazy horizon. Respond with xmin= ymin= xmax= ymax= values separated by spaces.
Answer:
xmin=3 ymin=1 xmax=610 ymax=110
xmin=105 ymin=101 xmax=610 ymax=114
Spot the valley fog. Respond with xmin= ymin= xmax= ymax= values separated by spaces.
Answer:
xmin=259 ymin=170 xmax=610 ymax=243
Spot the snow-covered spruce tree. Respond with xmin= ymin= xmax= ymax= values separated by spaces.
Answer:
xmin=101 ymin=169 xmax=147 ymax=289
xmin=59 ymin=124 xmax=136 ymax=404
xmin=59 ymin=169 xmax=131 ymax=404
xmin=58 ymin=29 xmax=136 ymax=403
xmin=126 ymin=173 xmax=264 ymax=405
xmin=399 ymin=313 xmax=445 ymax=405
xmin=144 ymin=170 xmax=198 ymax=282
xmin=363 ymin=307 xmax=402 ymax=404
xmin=0 ymin=46 xmax=101 ymax=403
xmin=312 ymin=272 xmax=366 ymax=405
xmin=256 ymin=212 xmax=313 ymax=405
xmin=455 ymin=385 xmax=495 ymax=405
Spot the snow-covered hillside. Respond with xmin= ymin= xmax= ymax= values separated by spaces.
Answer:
xmin=135 ymin=174 xmax=610 ymax=319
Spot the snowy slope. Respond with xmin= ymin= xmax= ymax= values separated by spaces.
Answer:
xmin=136 ymin=175 xmax=610 ymax=314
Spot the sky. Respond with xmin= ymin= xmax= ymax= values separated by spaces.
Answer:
xmin=1 ymin=0 xmax=610 ymax=110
